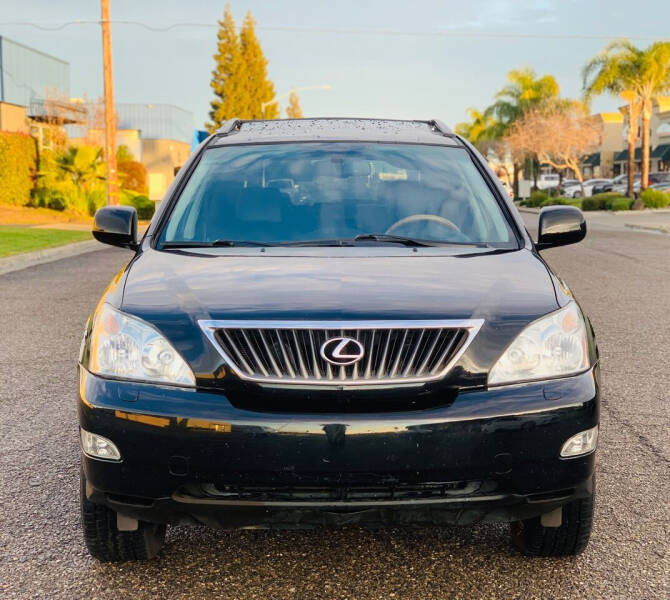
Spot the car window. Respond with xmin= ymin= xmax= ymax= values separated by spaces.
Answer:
xmin=161 ymin=142 xmax=515 ymax=246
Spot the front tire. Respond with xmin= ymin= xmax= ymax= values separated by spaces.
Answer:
xmin=80 ymin=468 xmax=166 ymax=562
xmin=511 ymin=485 xmax=595 ymax=557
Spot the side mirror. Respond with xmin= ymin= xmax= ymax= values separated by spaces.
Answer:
xmin=536 ymin=205 xmax=586 ymax=251
xmin=92 ymin=205 xmax=139 ymax=250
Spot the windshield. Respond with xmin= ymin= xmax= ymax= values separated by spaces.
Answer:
xmin=160 ymin=142 xmax=515 ymax=247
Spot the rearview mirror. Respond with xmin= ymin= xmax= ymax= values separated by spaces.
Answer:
xmin=92 ymin=205 xmax=139 ymax=250
xmin=536 ymin=205 xmax=586 ymax=251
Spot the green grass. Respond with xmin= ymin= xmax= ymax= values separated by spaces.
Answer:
xmin=0 ymin=226 xmax=91 ymax=258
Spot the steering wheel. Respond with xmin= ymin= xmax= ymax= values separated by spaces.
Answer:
xmin=385 ymin=213 xmax=462 ymax=235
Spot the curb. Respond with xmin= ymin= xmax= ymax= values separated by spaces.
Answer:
xmin=624 ymin=223 xmax=670 ymax=234
xmin=0 ymin=239 xmax=102 ymax=276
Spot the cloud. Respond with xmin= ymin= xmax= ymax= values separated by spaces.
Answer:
xmin=441 ymin=0 xmax=559 ymax=30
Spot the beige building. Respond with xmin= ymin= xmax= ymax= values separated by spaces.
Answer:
xmin=66 ymin=103 xmax=193 ymax=201
xmin=581 ymin=112 xmax=624 ymax=178
xmin=649 ymin=97 xmax=670 ymax=172
xmin=0 ymin=101 xmax=29 ymax=132
xmin=614 ymin=96 xmax=670 ymax=174
xmin=142 ymin=139 xmax=191 ymax=200
xmin=69 ymin=127 xmax=190 ymax=200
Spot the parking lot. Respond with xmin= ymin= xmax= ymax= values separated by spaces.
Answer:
xmin=0 ymin=220 xmax=668 ymax=599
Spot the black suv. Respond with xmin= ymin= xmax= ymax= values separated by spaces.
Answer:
xmin=80 ymin=118 xmax=598 ymax=561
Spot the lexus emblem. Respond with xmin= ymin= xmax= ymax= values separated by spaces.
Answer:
xmin=320 ymin=337 xmax=365 ymax=366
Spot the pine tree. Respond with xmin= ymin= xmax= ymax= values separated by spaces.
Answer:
xmin=206 ymin=6 xmax=245 ymax=132
xmin=240 ymin=11 xmax=278 ymax=119
xmin=285 ymin=90 xmax=303 ymax=118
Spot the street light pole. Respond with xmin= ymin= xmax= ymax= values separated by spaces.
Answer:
xmin=101 ymin=0 xmax=118 ymax=205
xmin=261 ymin=85 xmax=332 ymax=117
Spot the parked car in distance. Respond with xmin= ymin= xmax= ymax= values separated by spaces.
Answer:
xmin=611 ymin=172 xmax=669 ymax=196
xmin=592 ymin=174 xmax=627 ymax=195
xmin=536 ymin=173 xmax=560 ymax=190
xmin=649 ymin=181 xmax=670 ymax=191
xmin=80 ymin=118 xmax=599 ymax=562
xmin=563 ymin=178 xmax=612 ymax=198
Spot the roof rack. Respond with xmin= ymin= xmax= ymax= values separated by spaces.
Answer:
xmin=427 ymin=119 xmax=453 ymax=135
xmin=215 ymin=118 xmax=242 ymax=136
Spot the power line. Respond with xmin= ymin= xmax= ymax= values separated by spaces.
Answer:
xmin=0 ymin=20 xmax=668 ymax=41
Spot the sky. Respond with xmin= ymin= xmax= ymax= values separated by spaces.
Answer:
xmin=0 ymin=0 xmax=668 ymax=131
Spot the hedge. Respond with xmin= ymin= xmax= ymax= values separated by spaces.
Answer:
xmin=582 ymin=194 xmax=632 ymax=211
xmin=522 ymin=190 xmax=549 ymax=207
xmin=540 ymin=197 xmax=583 ymax=208
xmin=0 ymin=131 xmax=37 ymax=206
xmin=120 ymin=190 xmax=155 ymax=220
xmin=535 ymin=195 xmax=630 ymax=211
xmin=640 ymin=188 xmax=670 ymax=209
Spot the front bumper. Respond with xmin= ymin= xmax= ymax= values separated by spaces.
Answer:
xmin=79 ymin=367 xmax=599 ymax=528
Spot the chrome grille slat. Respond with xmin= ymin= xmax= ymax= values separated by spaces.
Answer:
xmin=306 ymin=330 xmax=320 ymax=379
xmin=292 ymin=330 xmax=309 ymax=378
xmin=430 ymin=331 xmax=461 ymax=375
xmin=403 ymin=329 xmax=425 ymax=376
xmin=417 ymin=329 xmax=442 ymax=375
xmin=203 ymin=319 xmax=482 ymax=387
xmin=378 ymin=330 xmax=392 ymax=377
xmin=389 ymin=330 xmax=407 ymax=378
xmin=221 ymin=330 xmax=254 ymax=375
xmin=240 ymin=329 xmax=269 ymax=376
xmin=364 ymin=330 xmax=376 ymax=379
xmin=275 ymin=330 xmax=296 ymax=378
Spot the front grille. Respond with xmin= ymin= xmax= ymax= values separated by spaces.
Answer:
xmin=199 ymin=319 xmax=482 ymax=386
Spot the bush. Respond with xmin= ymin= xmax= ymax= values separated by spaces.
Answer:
xmin=118 ymin=160 xmax=148 ymax=194
xmin=540 ymin=197 xmax=582 ymax=208
xmin=582 ymin=196 xmax=608 ymax=211
xmin=608 ymin=197 xmax=634 ymax=211
xmin=591 ymin=192 xmax=625 ymax=202
xmin=120 ymin=190 xmax=155 ymax=220
xmin=0 ymin=131 xmax=37 ymax=206
xmin=33 ymin=146 xmax=106 ymax=215
xmin=582 ymin=194 xmax=632 ymax=211
xmin=640 ymin=188 xmax=670 ymax=209
xmin=33 ymin=186 xmax=68 ymax=211
xmin=525 ymin=190 xmax=548 ymax=207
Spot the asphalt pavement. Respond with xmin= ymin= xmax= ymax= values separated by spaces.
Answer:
xmin=0 ymin=224 xmax=668 ymax=599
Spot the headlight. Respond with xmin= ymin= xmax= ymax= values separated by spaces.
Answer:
xmin=88 ymin=303 xmax=195 ymax=386
xmin=488 ymin=302 xmax=589 ymax=385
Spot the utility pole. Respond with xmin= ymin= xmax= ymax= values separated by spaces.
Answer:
xmin=101 ymin=0 xmax=118 ymax=205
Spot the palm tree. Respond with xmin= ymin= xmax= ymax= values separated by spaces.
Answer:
xmin=491 ymin=68 xmax=560 ymax=127
xmin=583 ymin=40 xmax=670 ymax=198
xmin=456 ymin=108 xmax=514 ymax=185
xmin=454 ymin=107 xmax=500 ymax=151
xmin=55 ymin=146 xmax=106 ymax=191
xmin=490 ymin=69 xmax=560 ymax=194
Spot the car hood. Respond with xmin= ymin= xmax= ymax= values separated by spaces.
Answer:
xmin=116 ymin=247 xmax=560 ymax=385
xmin=121 ymin=247 xmax=557 ymax=321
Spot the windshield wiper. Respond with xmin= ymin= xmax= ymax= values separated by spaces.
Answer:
xmin=352 ymin=233 xmax=436 ymax=247
xmin=277 ymin=239 xmax=356 ymax=247
xmin=353 ymin=234 xmax=486 ymax=248
xmin=161 ymin=239 xmax=272 ymax=248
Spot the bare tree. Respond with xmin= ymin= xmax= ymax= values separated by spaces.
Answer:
xmin=506 ymin=106 xmax=600 ymax=197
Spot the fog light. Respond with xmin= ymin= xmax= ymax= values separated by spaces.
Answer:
xmin=80 ymin=428 xmax=121 ymax=461
xmin=560 ymin=426 xmax=598 ymax=457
